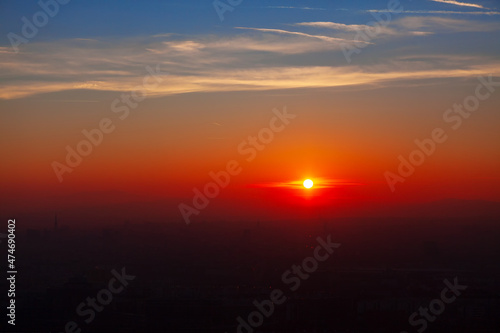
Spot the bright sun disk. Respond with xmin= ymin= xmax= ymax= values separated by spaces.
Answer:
xmin=303 ymin=179 xmax=313 ymax=189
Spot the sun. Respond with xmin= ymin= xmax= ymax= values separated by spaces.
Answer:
xmin=303 ymin=179 xmax=313 ymax=189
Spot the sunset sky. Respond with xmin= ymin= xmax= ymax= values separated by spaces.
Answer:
xmin=1 ymin=0 xmax=499 ymax=225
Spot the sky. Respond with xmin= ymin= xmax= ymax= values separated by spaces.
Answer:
xmin=1 ymin=0 xmax=499 ymax=225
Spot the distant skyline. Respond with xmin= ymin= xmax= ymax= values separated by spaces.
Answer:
xmin=1 ymin=0 xmax=499 ymax=224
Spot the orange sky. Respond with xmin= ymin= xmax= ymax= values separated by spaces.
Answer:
xmin=1 ymin=2 xmax=500 ymax=225
xmin=1 ymin=81 xmax=499 ymax=225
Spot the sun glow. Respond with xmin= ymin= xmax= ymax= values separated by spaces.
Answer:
xmin=303 ymin=179 xmax=313 ymax=189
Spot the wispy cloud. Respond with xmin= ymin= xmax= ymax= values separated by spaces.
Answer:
xmin=429 ymin=0 xmax=487 ymax=9
xmin=294 ymin=16 xmax=499 ymax=37
xmin=294 ymin=21 xmax=403 ymax=36
xmin=1 ymin=34 xmax=499 ymax=99
xmin=235 ymin=27 xmax=371 ymax=44
xmin=367 ymin=9 xmax=500 ymax=15
xmin=265 ymin=6 xmax=325 ymax=10
xmin=295 ymin=21 xmax=376 ymax=31
xmin=395 ymin=16 xmax=500 ymax=32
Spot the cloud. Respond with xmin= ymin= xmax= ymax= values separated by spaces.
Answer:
xmin=293 ymin=16 xmax=499 ymax=38
xmin=235 ymin=27 xmax=371 ymax=44
xmin=429 ymin=0 xmax=487 ymax=9
xmin=265 ymin=6 xmax=326 ymax=10
xmin=0 ymin=46 xmax=17 ymax=54
xmin=367 ymin=9 xmax=500 ymax=15
xmin=1 ymin=34 xmax=499 ymax=100
xmin=394 ymin=16 xmax=500 ymax=32
xmin=294 ymin=21 xmax=401 ymax=36
xmin=295 ymin=21 xmax=380 ymax=32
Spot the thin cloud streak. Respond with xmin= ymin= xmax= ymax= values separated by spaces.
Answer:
xmin=235 ymin=27 xmax=372 ymax=44
xmin=265 ymin=6 xmax=326 ymax=10
xmin=429 ymin=0 xmax=488 ymax=9
xmin=294 ymin=17 xmax=499 ymax=37
xmin=367 ymin=9 xmax=500 ymax=15
xmin=395 ymin=16 xmax=500 ymax=32
xmin=295 ymin=22 xmax=372 ymax=31
xmin=294 ymin=21 xmax=418 ymax=37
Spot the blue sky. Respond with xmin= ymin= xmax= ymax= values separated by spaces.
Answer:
xmin=1 ymin=0 xmax=499 ymax=43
